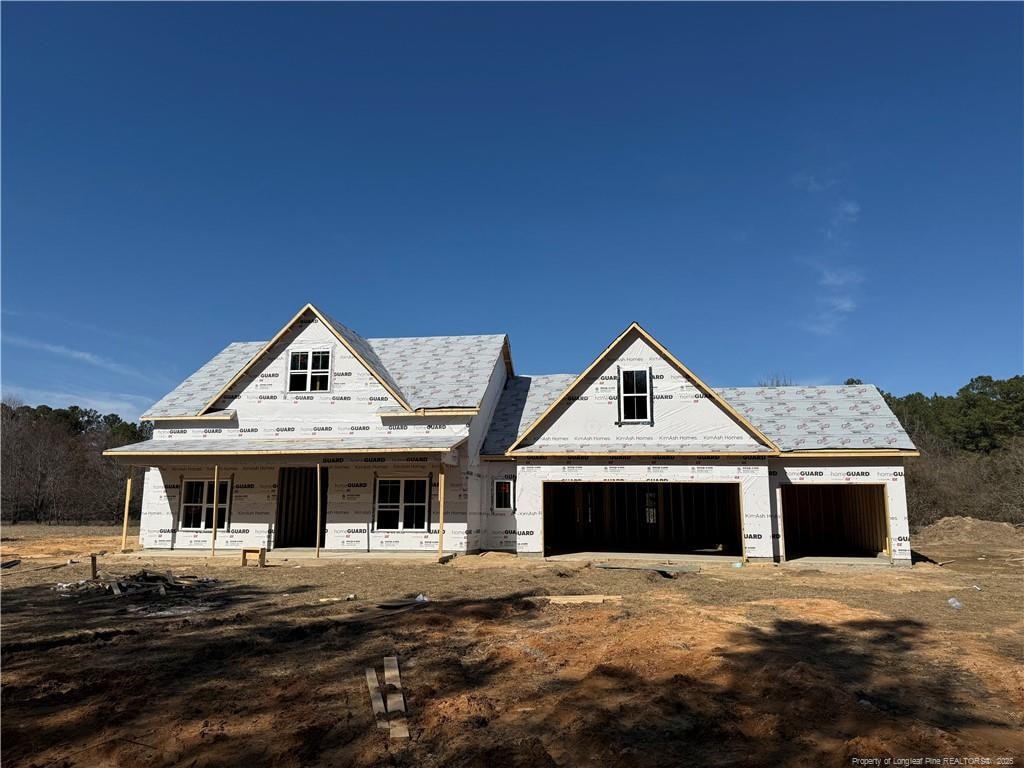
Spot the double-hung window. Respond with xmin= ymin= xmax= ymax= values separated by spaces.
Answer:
xmin=620 ymin=369 xmax=651 ymax=422
xmin=180 ymin=479 xmax=230 ymax=530
xmin=288 ymin=350 xmax=331 ymax=392
xmin=494 ymin=480 xmax=513 ymax=510
xmin=375 ymin=478 xmax=429 ymax=531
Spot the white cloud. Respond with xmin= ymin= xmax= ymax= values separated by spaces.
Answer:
xmin=802 ymin=292 xmax=858 ymax=336
xmin=833 ymin=199 xmax=861 ymax=225
xmin=818 ymin=266 xmax=864 ymax=288
xmin=2 ymin=335 xmax=152 ymax=381
xmin=1 ymin=384 xmax=152 ymax=421
xmin=791 ymin=171 xmax=837 ymax=193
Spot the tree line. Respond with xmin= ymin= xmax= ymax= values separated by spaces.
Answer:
xmin=1 ymin=375 xmax=1021 ymax=529
xmin=1 ymin=401 xmax=151 ymax=525
xmin=878 ymin=375 xmax=1023 ymax=528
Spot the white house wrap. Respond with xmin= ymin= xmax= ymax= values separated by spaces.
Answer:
xmin=106 ymin=305 xmax=917 ymax=564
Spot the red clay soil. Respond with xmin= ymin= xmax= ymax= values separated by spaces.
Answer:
xmin=1 ymin=519 xmax=1022 ymax=767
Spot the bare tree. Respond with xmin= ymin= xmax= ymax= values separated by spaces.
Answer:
xmin=756 ymin=373 xmax=794 ymax=387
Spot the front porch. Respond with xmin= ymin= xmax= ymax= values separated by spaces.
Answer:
xmin=105 ymin=438 xmax=467 ymax=557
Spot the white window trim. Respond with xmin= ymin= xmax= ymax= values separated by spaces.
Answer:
xmin=620 ymin=368 xmax=652 ymax=423
xmin=493 ymin=479 xmax=514 ymax=511
xmin=287 ymin=348 xmax=333 ymax=393
xmin=374 ymin=477 xmax=429 ymax=531
xmin=178 ymin=478 xmax=231 ymax=532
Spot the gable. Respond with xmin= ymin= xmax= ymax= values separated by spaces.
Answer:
xmin=509 ymin=326 xmax=776 ymax=455
xmin=211 ymin=310 xmax=401 ymax=417
xmin=198 ymin=304 xmax=411 ymax=415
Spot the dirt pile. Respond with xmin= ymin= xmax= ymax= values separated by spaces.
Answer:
xmin=915 ymin=515 xmax=1024 ymax=548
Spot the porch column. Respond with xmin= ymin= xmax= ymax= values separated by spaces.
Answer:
xmin=120 ymin=472 xmax=133 ymax=552
xmin=437 ymin=463 xmax=446 ymax=557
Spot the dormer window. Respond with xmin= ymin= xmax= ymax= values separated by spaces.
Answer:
xmin=289 ymin=350 xmax=331 ymax=392
xmin=620 ymin=368 xmax=651 ymax=422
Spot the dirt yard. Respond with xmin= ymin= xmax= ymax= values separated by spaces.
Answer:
xmin=2 ymin=518 xmax=1022 ymax=768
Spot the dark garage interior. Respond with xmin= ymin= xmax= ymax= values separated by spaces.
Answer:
xmin=781 ymin=483 xmax=889 ymax=559
xmin=543 ymin=482 xmax=742 ymax=557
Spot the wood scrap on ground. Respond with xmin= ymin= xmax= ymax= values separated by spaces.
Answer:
xmin=594 ymin=562 xmax=699 ymax=577
xmin=365 ymin=655 xmax=410 ymax=740
xmin=526 ymin=594 xmax=623 ymax=605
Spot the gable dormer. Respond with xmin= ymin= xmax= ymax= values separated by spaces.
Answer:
xmin=507 ymin=323 xmax=777 ymax=456
xmin=205 ymin=304 xmax=410 ymax=422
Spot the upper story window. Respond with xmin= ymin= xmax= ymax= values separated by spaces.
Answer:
xmin=620 ymin=368 xmax=650 ymax=422
xmin=289 ymin=350 xmax=331 ymax=392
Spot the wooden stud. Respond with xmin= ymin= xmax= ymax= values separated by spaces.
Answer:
xmin=120 ymin=474 xmax=133 ymax=552
xmin=382 ymin=656 xmax=409 ymax=739
xmin=90 ymin=554 xmax=98 ymax=580
xmin=882 ymin=482 xmax=893 ymax=564
xmin=210 ymin=465 xmax=219 ymax=557
xmin=316 ymin=463 xmax=322 ymax=558
xmin=778 ymin=450 xmax=920 ymax=458
xmin=364 ymin=668 xmax=388 ymax=730
xmin=379 ymin=407 xmax=479 ymax=418
xmin=736 ymin=481 xmax=748 ymax=562
xmin=383 ymin=656 xmax=405 ymax=713
xmin=437 ymin=463 xmax=446 ymax=557
xmin=505 ymin=450 xmax=778 ymax=458
xmin=148 ymin=411 xmax=237 ymax=422
xmin=775 ymin=485 xmax=786 ymax=561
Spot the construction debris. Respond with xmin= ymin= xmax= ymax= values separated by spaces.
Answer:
xmin=526 ymin=594 xmax=623 ymax=606
xmin=594 ymin=563 xmax=698 ymax=578
xmin=378 ymin=594 xmax=428 ymax=610
xmin=365 ymin=655 xmax=410 ymax=739
xmin=54 ymin=570 xmax=216 ymax=601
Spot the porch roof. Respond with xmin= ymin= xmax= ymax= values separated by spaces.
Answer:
xmin=104 ymin=434 xmax=467 ymax=459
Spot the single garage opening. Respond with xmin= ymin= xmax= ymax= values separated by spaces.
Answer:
xmin=543 ymin=482 xmax=742 ymax=557
xmin=781 ymin=484 xmax=888 ymax=559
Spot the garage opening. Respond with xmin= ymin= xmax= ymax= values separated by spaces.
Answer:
xmin=781 ymin=484 xmax=888 ymax=559
xmin=543 ymin=482 xmax=742 ymax=557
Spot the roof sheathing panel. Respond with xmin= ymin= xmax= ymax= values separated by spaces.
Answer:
xmin=368 ymin=334 xmax=508 ymax=410
xmin=142 ymin=342 xmax=265 ymax=419
xmin=717 ymin=385 xmax=916 ymax=452
xmin=484 ymin=380 xmax=915 ymax=456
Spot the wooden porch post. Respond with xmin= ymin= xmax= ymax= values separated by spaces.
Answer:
xmin=120 ymin=472 xmax=133 ymax=552
xmin=316 ymin=462 xmax=322 ymax=559
xmin=210 ymin=464 xmax=220 ymax=557
xmin=437 ymin=463 xmax=446 ymax=558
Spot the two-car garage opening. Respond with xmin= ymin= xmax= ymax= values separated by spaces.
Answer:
xmin=542 ymin=480 xmax=892 ymax=560
xmin=543 ymin=482 xmax=743 ymax=557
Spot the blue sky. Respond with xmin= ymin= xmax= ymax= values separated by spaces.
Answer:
xmin=3 ymin=3 xmax=1021 ymax=421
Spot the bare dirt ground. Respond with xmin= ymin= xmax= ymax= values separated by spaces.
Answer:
xmin=2 ymin=518 xmax=1022 ymax=768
